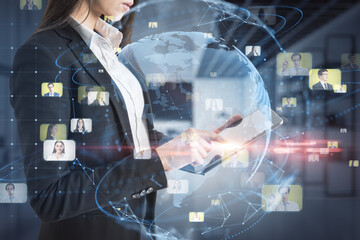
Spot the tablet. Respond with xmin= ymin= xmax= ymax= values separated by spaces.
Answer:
xmin=181 ymin=106 xmax=286 ymax=175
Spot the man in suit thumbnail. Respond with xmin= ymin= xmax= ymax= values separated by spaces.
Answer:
xmin=282 ymin=53 xmax=309 ymax=76
xmin=342 ymin=54 xmax=359 ymax=70
xmin=0 ymin=183 xmax=26 ymax=203
xmin=284 ymin=97 xmax=295 ymax=107
xmin=22 ymin=0 xmax=39 ymax=10
xmin=312 ymin=69 xmax=333 ymax=90
xmin=44 ymin=82 xmax=60 ymax=97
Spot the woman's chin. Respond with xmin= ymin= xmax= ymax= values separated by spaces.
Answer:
xmin=112 ymin=13 xmax=125 ymax=22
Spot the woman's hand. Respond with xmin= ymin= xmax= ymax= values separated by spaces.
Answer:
xmin=213 ymin=114 xmax=243 ymax=134
xmin=156 ymin=128 xmax=226 ymax=171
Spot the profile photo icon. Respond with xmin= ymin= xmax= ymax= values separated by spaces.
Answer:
xmin=78 ymin=86 xmax=106 ymax=105
xmin=20 ymin=0 xmax=41 ymax=10
xmin=211 ymin=199 xmax=221 ymax=206
xmin=341 ymin=53 xmax=359 ymax=70
xmin=277 ymin=52 xmax=312 ymax=77
xmin=40 ymin=124 xmax=67 ymax=141
xmin=282 ymin=97 xmax=296 ymax=108
xmin=43 ymin=140 xmax=76 ymax=161
xmin=88 ymin=91 xmax=109 ymax=106
xmin=45 ymin=124 xmax=58 ymax=140
xmin=189 ymin=212 xmax=204 ymax=222
xmin=327 ymin=141 xmax=338 ymax=149
xmin=41 ymin=82 xmax=63 ymax=97
xmin=0 ymin=183 xmax=27 ymax=203
xmin=274 ymin=185 xmax=299 ymax=211
xmin=148 ymin=22 xmax=158 ymax=28
xmin=334 ymin=84 xmax=347 ymax=93
xmin=71 ymin=118 xmax=92 ymax=133
xmin=245 ymin=46 xmax=261 ymax=57
xmin=262 ymin=185 xmax=302 ymax=212
xmin=312 ymin=69 xmax=332 ymax=90
xmin=309 ymin=69 xmax=341 ymax=91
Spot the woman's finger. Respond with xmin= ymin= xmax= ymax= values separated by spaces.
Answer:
xmin=198 ymin=137 xmax=211 ymax=152
xmin=190 ymin=148 xmax=204 ymax=165
xmin=189 ymin=141 xmax=207 ymax=159
xmin=197 ymin=130 xmax=226 ymax=143
xmin=214 ymin=115 xmax=243 ymax=133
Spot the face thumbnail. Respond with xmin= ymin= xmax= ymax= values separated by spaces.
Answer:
xmin=319 ymin=71 xmax=328 ymax=82
xmin=292 ymin=55 xmax=301 ymax=67
xmin=48 ymin=84 xmax=54 ymax=93
xmin=6 ymin=185 xmax=15 ymax=196
xmin=55 ymin=142 xmax=64 ymax=153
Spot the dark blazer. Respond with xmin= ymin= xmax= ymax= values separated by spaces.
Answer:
xmin=22 ymin=4 xmax=39 ymax=10
xmin=342 ymin=63 xmax=359 ymax=70
xmin=10 ymin=23 xmax=168 ymax=240
xmin=44 ymin=92 xmax=60 ymax=97
xmin=312 ymin=81 xmax=333 ymax=90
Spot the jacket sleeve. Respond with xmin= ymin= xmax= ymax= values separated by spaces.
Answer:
xmin=9 ymin=41 xmax=167 ymax=222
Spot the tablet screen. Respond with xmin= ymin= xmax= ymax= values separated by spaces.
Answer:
xmin=220 ymin=109 xmax=274 ymax=146
xmin=190 ymin=107 xmax=284 ymax=174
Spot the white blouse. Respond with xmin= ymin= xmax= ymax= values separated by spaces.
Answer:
xmin=46 ymin=153 xmax=70 ymax=161
xmin=70 ymin=17 xmax=151 ymax=159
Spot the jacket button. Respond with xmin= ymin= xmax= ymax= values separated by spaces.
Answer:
xmin=132 ymin=193 xmax=140 ymax=199
xmin=146 ymin=187 xmax=153 ymax=194
xmin=140 ymin=190 xmax=147 ymax=197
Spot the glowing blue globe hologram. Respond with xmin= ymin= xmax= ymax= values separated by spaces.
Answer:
xmin=119 ymin=32 xmax=271 ymax=182
xmin=96 ymin=0 xmax=291 ymax=238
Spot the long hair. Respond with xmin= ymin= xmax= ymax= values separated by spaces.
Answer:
xmin=76 ymin=118 xmax=86 ymax=132
xmin=46 ymin=124 xmax=57 ymax=139
xmin=96 ymin=91 xmax=106 ymax=105
xmin=34 ymin=0 xmax=138 ymax=47
xmin=52 ymin=141 xmax=65 ymax=154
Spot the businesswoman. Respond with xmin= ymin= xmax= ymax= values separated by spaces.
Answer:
xmin=45 ymin=124 xmax=58 ymax=140
xmin=73 ymin=118 xmax=87 ymax=133
xmin=90 ymin=91 xmax=108 ymax=106
xmin=47 ymin=141 xmax=69 ymax=161
xmin=10 ymin=0 xmax=224 ymax=239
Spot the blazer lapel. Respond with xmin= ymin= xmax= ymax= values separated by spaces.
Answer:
xmin=118 ymin=52 xmax=160 ymax=146
xmin=54 ymin=24 xmax=135 ymax=146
